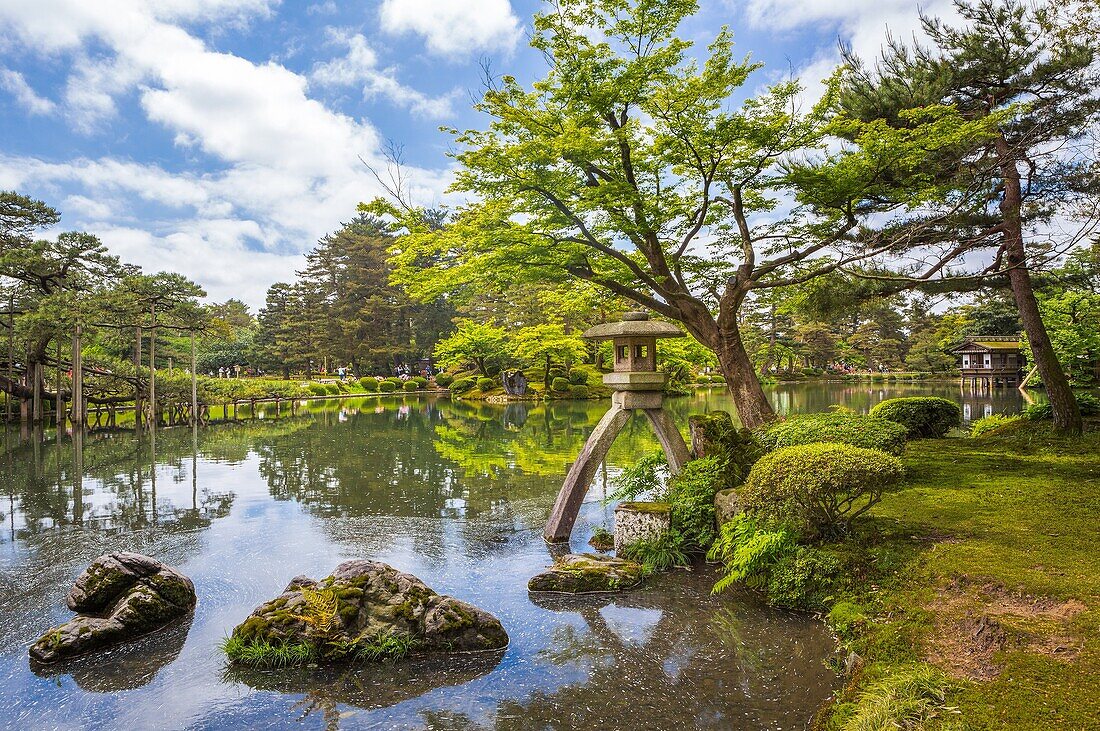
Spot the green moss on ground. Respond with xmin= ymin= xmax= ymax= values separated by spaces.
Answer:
xmin=821 ymin=421 xmax=1100 ymax=730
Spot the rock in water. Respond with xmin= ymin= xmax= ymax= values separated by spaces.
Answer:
xmin=225 ymin=560 xmax=508 ymax=666
xmin=528 ymin=553 xmax=646 ymax=594
xmin=30 ymin=552 xmax=196 ymax=663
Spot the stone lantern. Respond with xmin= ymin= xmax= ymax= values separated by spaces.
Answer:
xmin=544 ymin=311 xmax=690 ymax=543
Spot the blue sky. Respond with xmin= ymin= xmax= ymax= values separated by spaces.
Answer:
xmin=0 ymin=0 xmax=956 ymax=308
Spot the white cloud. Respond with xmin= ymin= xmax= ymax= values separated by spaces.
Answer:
xmin=307 ymin=0 xmax=337 ymax=15
xmin=0 ymin=68 xmax=56 ymax=115
xmin=379 ymin=0 xmax=522 ymax=58
xmin=0 ymin=0 xmax=454 ymax=307
xmin=311 ymin=30 xmax=459 ymax=118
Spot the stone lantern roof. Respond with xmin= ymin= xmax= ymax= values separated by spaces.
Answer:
xmin=581 ymin=311 xmax=685 ymax=340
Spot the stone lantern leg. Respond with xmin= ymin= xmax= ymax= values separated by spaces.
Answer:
xmin=544 ymin=312 xmax=690 ymax=543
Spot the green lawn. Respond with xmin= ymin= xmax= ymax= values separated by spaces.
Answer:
xmin=824 ymin=424 xmax=1100 ymax=730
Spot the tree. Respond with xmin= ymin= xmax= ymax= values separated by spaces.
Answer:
xmin=511 ymin=324 xmax=586 ymax=385
xmin=373 ymin=0 xmax=987 ymax=427
xmin=839 ymin=0 xmax=1100 ymax=433
xmin=433 ymin=320 xmax=510 ymax=377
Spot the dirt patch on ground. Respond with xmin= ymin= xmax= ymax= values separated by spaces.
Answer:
xmin=924 ymin=577 xmax=1088 ymax=681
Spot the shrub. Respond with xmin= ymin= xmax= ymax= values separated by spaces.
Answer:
xmin=402 ymin=380 xmax=419 ymax=392
xmin=325 ymin=384 xmax=340 ymax=395
xmin=764 ymin=545 xmax=842 ymax=610
xmin=359 ymin=378 xmax=378 ymax=392
xmin=434 ymin=373 xmax=454 ymax=388
xmin=758 ymin=413 xmax=908 ymax=456
xmin=384 ymin=378 xmax=403 ymax=387
xmin=969 ymin=413 xmax=1024 ymax=438
xmin=607 ymin=451 xmax=668 ymax=503
xmin=410 ymin=376 xmax=428 ymax=388
xmin=1022 ymin=392 xmax=1100 ymax=421
xmin=477 ymin=377 xmax=495 ymax=392
xmin=708 ymin=514 xmax=798 ymax=594
xmin=709 ymin=374 xmax=726 ymax=384
xmin=378 ymin=380 xmax=397 ymax=393
xmin=619 ymin=530 xmax=690 ymax=573
xmin=335 ymin=381 xmax=349 ymax=392
xmin=687 ymin=411 xmax=764 ymax=491
xmin=568 ymin=367 xmax=589 ymax=385
xmin=869 ymin=397 xmax=961 ymax=438
xmin=308 ymin=383 xmax=327 ymax=396
xmin=741 ymin=443 xmax=905 ymax=539
xmin=667 ymin=456 xmax=724 ymax=549
xmin=568 ymin=384 xmax=589 ymax=399
xmin=551 ymin=376 xmax=570 ymax=393
xmin=450 ymin=378 xmax=475 ymax=393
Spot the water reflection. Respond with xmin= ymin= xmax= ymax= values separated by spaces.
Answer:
xmin=0 ymin=382 xmax=1025 ymax=730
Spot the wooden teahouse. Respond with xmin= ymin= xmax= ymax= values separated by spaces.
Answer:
xmin=950 ymin=335 xmax=1026 ymax=389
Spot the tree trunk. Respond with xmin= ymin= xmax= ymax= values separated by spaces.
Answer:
xmin=997 ymin=136 xmax=1082 ymax=435
xmin=715 ymin=329 xmax=776 ymax=429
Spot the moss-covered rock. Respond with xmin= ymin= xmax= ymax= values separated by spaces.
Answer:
xmin=225 ymin=560 xmax=508 ymax=667
xmin=527 ymin=553 xmax=646 ymax=594
xmin=30 ymin=552 xmax=196 ymax=664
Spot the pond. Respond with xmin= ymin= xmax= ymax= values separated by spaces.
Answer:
xmin=0 ymin=381 xmax=1025 ymax=730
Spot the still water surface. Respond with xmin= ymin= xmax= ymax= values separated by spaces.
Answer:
xmin=0 ymin=382 xmax=1024 ymax=730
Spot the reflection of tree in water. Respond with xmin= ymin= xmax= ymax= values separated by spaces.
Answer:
xmin=0 ymin=425 xmax=238 ymax=540
xmin=498 ymin=581 xmax=836 ymax=731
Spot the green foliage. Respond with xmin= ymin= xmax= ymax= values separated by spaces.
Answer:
xmin=567 ymin=367 xmax=588 ymax=385
xmin=325 ymin=384 xmax=340 ymax=395
xmin=969 ymin=413 xmax=1024 ymax=438
xmin=568 ymin=384 xmax=589 ymax=399
xmin=708 ymin=514 xmax=798 ymax=594
xmin=359 ymin=378 xmax=379 ymax=392
xmin=666 ymin=456 xmax=724 ymax=550
xmin=607 ymin=451 xmax=669 ymax=503
xmin=378 ymin=380 xmax=397 ymax=393
xmin=742 ymin=443 xmax=905 ymax=539
xmin=758 ymin=413 xmax=908 ymax=455
xmin=434 ymin=320 xmax=510 ymax=377
xmin=764 ymin=545 xmax=842 ymax=610
xmin=308 ymin=383 xmax=327 ymax=396
xmin=551 ymin=376 xmax=570 ymax=393
xmin=353 ymin=630 xmax=418 ymax=662
xmin=869 ymin=397 xmax=961 ymax=438
xmin=221 ymin=636 xmax=316 ymax=668
xmin=589 ymin=525 xmax=614 ymax=550
xmin=402 ymin=380 xmax=419 ymax=392
xmin=476 ymin=377 xmax=495 ymax=392
xmin=834 ymin=664 xmax=949 ymax=731
xmin=410 ymin=376 xmax=428 ymax=388
xmin=619 ymin=529 xmax=690 ymax=573
xmin=687 ymin=411 xmax=764 ymax=491
xmin=434 ymin=373 xmax=454 ymax=388
xmin=1022 ymin=392 xmax=1100 ymax=421
xmin=450 ymin=377 xmax=475 ymax=393
xmin=827 ymin=601 xmax=868 ymax=638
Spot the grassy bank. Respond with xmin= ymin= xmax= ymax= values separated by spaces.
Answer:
xmin=822 ymin=423 xmax=1100 ymax=730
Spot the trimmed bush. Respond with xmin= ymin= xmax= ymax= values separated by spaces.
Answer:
xmin=568 ymin=384 xmax=589 ymax=399
xmin=477 ymin=377 xmax=495 ymax=392
xmin=434 ymin=373 xmax=454 ymax=388
xmin=709 ymin=375 xmax=726 ymax=384
xmin=450 ymin=378 xmax=475 ymax=393
xmin=551 ymin=377 xmax=570 ymax=393
xmin=325 ymin=384 xmax=340 ymax=395
xmin=410 ymin=376 xmax=428 ymax=388
xmin=402 ymin=380 xmax=419 ymax=392
xmin=568 ymin=368 xmax=588 ymax=385
xmin=758 ymin=413 xmax=908 ymax=456
xmin=378 ymin=380 xmax=397 ymax=393
xmin=869 ymin=397 xmax=961 ymax=438
xmin=359 ymin=378 xmax=379 ymax=392
xmin=741 ymin=442 xmax=905 ymax=538
xmin=308 ymin=383 xmax=327 ymax=396
xmin=969 ymin=413 xmax=1024 ymax=438
xmin=384 ymin=378 xmax=403 ymax=387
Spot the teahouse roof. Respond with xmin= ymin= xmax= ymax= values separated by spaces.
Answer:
xmin=582 ymin=311 xmax=685 ymax=340
xmin=949 ymin=336 xmax=1022 ymax=353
